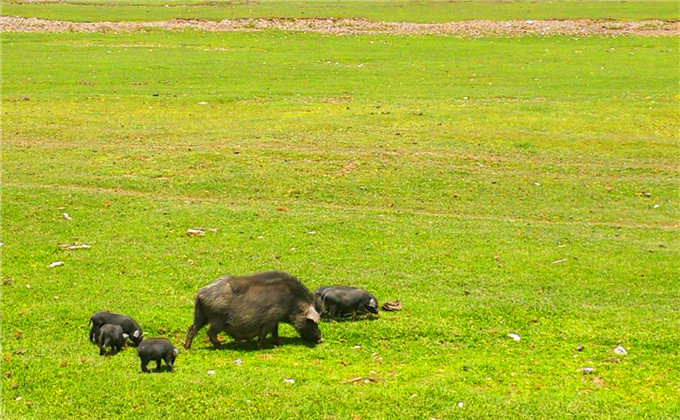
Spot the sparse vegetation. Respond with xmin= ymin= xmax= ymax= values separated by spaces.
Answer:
xmin=1 ymin=0 xmax=679 ymax=22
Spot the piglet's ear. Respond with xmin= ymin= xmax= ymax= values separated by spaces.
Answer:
xmin=369 ymin=298 xmax=377 ymax=307
xmin=173 ymin=348 xmax=180 ymax=355
xmin=305 ymin=306 xmax=321 ymax=324
xmin=122 ymin=333 xmax=130 ymax=339
xmin=133 ymin=330 xmax=141 ymax=338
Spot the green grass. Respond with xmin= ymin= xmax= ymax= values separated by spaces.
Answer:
xmin=1 ymin=0 xmax=679 ymax=22
xmin=1 ymin=28 xmax=679 ymax=419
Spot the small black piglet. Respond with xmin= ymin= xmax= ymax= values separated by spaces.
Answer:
xmin=98 ymin=324 xmax=126 ymax=356
xmin=90 ymin=311 xmax=143 ymax=346
xmin=137 ymin=338 xmax=179 ymax=373
xmin=314 ymin=286 xmax=379 ymax=318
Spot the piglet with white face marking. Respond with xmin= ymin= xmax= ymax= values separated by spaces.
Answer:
xmin=89 ymin=311 xmax=143 ymax=346
xmin=137 ymin=338 xmax=179 ymax=373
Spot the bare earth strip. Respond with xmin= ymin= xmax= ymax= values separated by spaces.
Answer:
xmin=1 ymin=16 xmax=678 ymax=36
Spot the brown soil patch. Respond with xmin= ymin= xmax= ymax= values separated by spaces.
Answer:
xmin=1 ymin=16 xmax=678 ymax=36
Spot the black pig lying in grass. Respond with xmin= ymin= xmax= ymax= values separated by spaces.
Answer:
xmin=314 ymin=286 xmax=379 ymax=319
xmin=137 ymin=338 xmax=179 ymax=373
xmin=97 ymin=324 xmax=126 ymax=356
xmin=89 ymin=311 xmax=143 ymax=346
xmin=184 ymin=271 xmax=323 ymax=350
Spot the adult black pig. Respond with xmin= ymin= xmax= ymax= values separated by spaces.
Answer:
xmin=184 ymin=271 xmax=323 ymax=350
xmin=314 ymin=286 xmax=378 ymax=318
xmin=89 ymin=311 xmax=143 ymax=346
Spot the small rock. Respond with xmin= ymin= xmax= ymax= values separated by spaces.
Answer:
xmin=576 ymin=345 xmax=584 ymax=352
xmin=187 ymin=228 xmax=205 ymax=237
xmin=283 ymin=378 xmax=295 ymax=384
xmin=352 ymin=345 xmax=361 ymax=349
xmin=233 ymin=359 xmax=243 ymax=365
xmin=60 ymin=244 xmax=91 ymax=250
xmin=613 ymin=345 xmax=627 ymax=355
xmin=508 ymin=333 xmax=521 ymax=341
xmin=457 ymin=401 xmax=464 ymax=408
xmin=582 ymin=367 xmax=594 ymax=374
xmin=653 ymin=204 xmax=660 ymax=208
xmin=48 ymin=261 xmax=64 ymax=268
xmin=207 ymin=370 xmax=215 ymax=375
xmin=62 ymin=213 xmax=72 ymax=220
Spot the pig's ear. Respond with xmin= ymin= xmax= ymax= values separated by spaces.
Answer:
xmin=305 ymin=306 xmax=321 ymax=324
xmin=173 ymin=348 xmax=180 ymax=355
xmin=133 ymin=330 xmax=141 ymax=339
xmin=369 ymin=298 xmax=377 ymax=308
xmin=122 ymin=333 xmax=130 ymax=339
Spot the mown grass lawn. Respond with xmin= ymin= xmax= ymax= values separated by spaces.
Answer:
xmin=1 ymin=0 xmax=679 ymax=22
xmin=1 ymin=27 xmax=679 ymax=419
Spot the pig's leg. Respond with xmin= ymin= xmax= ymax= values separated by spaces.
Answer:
xmin=184 ymin=302 xmax=208 ymax=349
xmin=155 ymin=359 xmax=162 ymax=372
xmin=140 ymin=358 xmax=150 ymax=373
xmin=89 ymin=325 xmax=97 ymax=343
xmin=257 ymin=327 xmax=268 ymax=350
xmin=207 ymin=324 xmax=221 ymax=349
xmin=272 ymin=324 xmax=281 ymax=346
xmin=99 ymin=338 xmax=109 ymax=356
xmin=164 ymin=353 xmax=174 ymax=372
xmin=184 ymin=322 xmax=204 ymax=349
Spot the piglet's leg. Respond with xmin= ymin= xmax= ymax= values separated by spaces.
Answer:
xmin=164 ymin=354 xmax=174 ymax=372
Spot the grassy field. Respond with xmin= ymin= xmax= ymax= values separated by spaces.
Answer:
xmin=1 ymin=15 xmax=679 ymax=420
xmin=1 ymin=0 xmax=679 ymax=22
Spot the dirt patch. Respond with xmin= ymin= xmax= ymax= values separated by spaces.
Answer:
xmin=1 ymin=16 xmax=678 ymax=36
